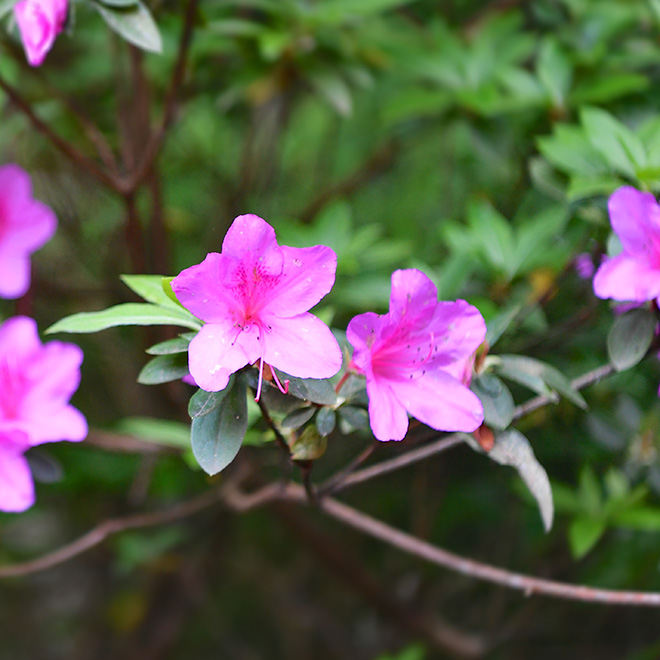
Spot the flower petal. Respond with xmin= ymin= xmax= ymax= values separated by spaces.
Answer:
xmin=260 ymin=245 xmax=337 ymax=317
xmin=593 ymin=254 xmax=660 ymax=301
xmin=25 ymin=405 xmax=87 ymax=445
xmin=221 ymin=214 xmax=283 ymax=274
xmin=263 ymin=313 xmax=342 ymax=379
xmin=426 ymin=300 xmax=487 ymax=365
xmin=4 ymin=198 xmax=57 ymax=253
xmin=366 ymin=375 xmax=410 ymax=441
xmin=608 ymin=186 xmax=660 ymax=258
xmin=389 ymin=269 xmax=438 ymax=327
xmin=0 ymin=316 xmax=40 ymax=360
xmin=24 ymin=340 xmax=83 ymax=406
xmin=0 ymin=252 xmax=31 ymax=299
xmin=187 ymin=321 xmax=260 ymax=392
xmin=0 ymin=445 xmax=34 ymax=512
xmin=393 ymin=369 xmax=484 ymax=432
xmin=171 ymin=252 xmax=236 ymax=322
xmin=346 ymin=311 xmax=381 ymax=373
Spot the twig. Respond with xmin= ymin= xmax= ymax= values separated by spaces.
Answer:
xmin=317 ymin=440 xmax=378 ymax=496
xmin=0 ymin=485 xmax=226 ymax=578
xmin=0 ymin=74 xmax=121 ymax=192
xmin=512 ymin=363 xmax=615 ymax=422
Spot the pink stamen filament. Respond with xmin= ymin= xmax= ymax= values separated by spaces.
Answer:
xmin=271 ymin=368 xmax=289 ymax=395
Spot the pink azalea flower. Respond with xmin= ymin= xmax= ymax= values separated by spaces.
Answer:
xmin=593 ymin=186 xmax=660 ymax=303
xmin=171 ymin=214 xmax=343 ymax=397
xmin=14 ymin=0 xmax=68 ymax=67
xmin=0 ymin=316 xmax=87 ymax=512
xmin=0 ymin=164 xmax=57 ymax=299
xmin=347 ymin=269 xmax=486 ymax=442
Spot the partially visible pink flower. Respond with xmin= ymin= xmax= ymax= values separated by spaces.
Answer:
xmin=0 ymin=316 xmax=87 ymax=512
xmin=14 ymin=0 xmax=68 ymax=67
xmin=593 ymin=187 xmax=660 ymax=304
xmin=0 ymin=164 xmax=57 ymax=299
xmin=443 ymin=352 xmax=476 ymax=387
xmin=172 ymin=214 xmax=342 ymax=397
xmin=574 ymin=253 xmax=595 ymax=280
xmin=347 ymin=269 xmax=486 ymax=442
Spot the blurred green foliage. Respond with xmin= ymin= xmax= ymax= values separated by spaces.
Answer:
xmin=3 ymin=0 xmax=660 ymax=657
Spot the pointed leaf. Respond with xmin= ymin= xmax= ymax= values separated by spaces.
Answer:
xmin=46 ymin=303 xmax=202 ymax=334
xmin=94 ymin=0 xmax=162 ymax=53
xmin=471 ymin=374 xmax=514 ymax=430
xmin=188 ymin=385 xmax=231 ymax=419
xmin=138 ymin=354 xmax=189 ymax=385
xmin=282 ymin=407 xmax=315 ymax=430
xmin=190 ymin=376 xmax=248 ymax=475
xmin=121 ymin=274 xmax=180 ymax=308
xmin=607 ymin=307 xmax=657 ymax=372
xmin=146 ymin=333 xmax=194 ymax=355
xmin=569 ymin=517 xmax=606 ymax=558
xmin=275 ymin=370 xmax=337 ymax=405
xmin=316 ymin=408 xmax=336 ymax=437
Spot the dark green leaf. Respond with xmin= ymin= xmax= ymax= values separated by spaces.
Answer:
xmin=188 ymin=385 xmax=231 ymax=419
xmin=338 ymin=406 xmax=370 ymax=434
xmin=190 ymin=377 xmax=248 ymax=475
xmin=276 ymin=371 xmax=337 ymax=405
xmin=146 ymin=333 xmax=194 ymax=355
xmin=316 ymin=408 xmax=336 ymax=437
xmin=290 ymin=426 xmax=327 ymax=461
xmin=607 ymin=307 xmax=657 ymax=372
xmin=471 ymin=374 xmax=514 ymax=430
xmin=138 ymin=355 xmax=189 ymax=385
xmin=282 ymin=407 xmax=315 ymax=430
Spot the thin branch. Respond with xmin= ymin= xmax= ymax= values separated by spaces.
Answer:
xmin=123 ymin=0 xmax=199 ymax=192
xmin=512 ymin=363 xmax=615 ymax=422
xmin=318 ymin=440 xmax=378 ymax=496
xmin=0 ymin=74 xmax=121 ymax=192
xmin=0 ymin=486 xmax=226 ymax=578
xmin=321 ymin=434 xmax=464 ymax=496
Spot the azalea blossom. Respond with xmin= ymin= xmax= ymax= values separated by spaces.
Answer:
xmin=14 ymin=0 xmax=68 ymax=67
xmin=0 ymin=164 xmax=57 ymax=299
xmin=347 ymin=269 xmax=485 ymax=442
xmin=593 ymin=186 xmax=660 ymax=304
xmin=0 ymin=316 xmax=87 ymax=512
xmin=171 ymin=214 xmax=342 ymax=397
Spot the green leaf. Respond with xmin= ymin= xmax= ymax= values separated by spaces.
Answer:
xmin=282 ymin=407 xmax=315 ymax=430
xmin=477 ymin=429 xmax=554 ymax=532
xmin=316 ymin=408 xmax=336 ymax=437
xmin=569 ymin=517 xmax=606 ymax=559
xmin=467 ymin=199 xmax=516 ymax=279
xmin=537 ymin=124 xmax=607 ymax=177
xmin=607 ymin=307 xmax=657 ymax=372
xmin=613 ymin=507 xmax=660 ymax=531
xmin=115 ymin=416 xmax=191 ymax=450
xmin=46 ymin=303 xmax=202 ymax=334
xmin=537 ymin=37 xmax=572 ymax=107
xmin=94 ymin=0 xmax=162 ymax=53
xmin=188 ymin=386 xmax=231 ymax=419
xmin=290 ymin=426 xmax=327 ymax=461
xmin=137 ymin=355 xmax=189 ymax=385
xmin=97 ymin=0 xmax=138 ymax=7
xmin=493 ymin=356 xmax=556 ymax=399
xmin=121 ymin=274 xmax=180 ymax=308
xmin=485 ymin=305 xmax=521 ymax=347
xmin=471 ymin=374 xmax=514 ymax=430
xmin=0 ymin=0 xmax=20 ymax=19
xmin=146 ymin=333 xmax=194 ymax=355
xmin=581 ymin=106 xmax=646 ymax=178
xmin=497 ymin=355 xmax=586 ymax=409
xmin=190 ymin=376 xmax=248 ymax=475
xmin=308 ymin=69 xmax=352 ymax=116
xmin=338 ymin=406 xmax=370 ymax=433
xmin=276 ymin=371 xmax=337 ymax=405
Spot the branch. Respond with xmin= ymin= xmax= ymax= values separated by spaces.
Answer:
xmin=0 ymin=74 xmax=121 ymax=192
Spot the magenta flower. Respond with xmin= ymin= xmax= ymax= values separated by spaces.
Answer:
xmin=171 ymin=214 xmax=343 ymax=397
xmin=593 ymin=186 xmax=660 ymax=303
xmin=347 ymin=269 xmax=486 ymax=442
xmin=0 ymin=164 xmax=57 ymax=299
xmin=14 ymin=0 xmax=68 ymax=67
xmin=0 ymin=316 xmax=87 ymax=512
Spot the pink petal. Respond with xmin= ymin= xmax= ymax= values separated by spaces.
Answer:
xmin=608 ymin=187 xmax=660 ymax=258
xmin=187 ymin=321 xmax=259 ymax=392
xmin=365 ymin=375 xmax=410 ymax=441
xmin=0 ymin=253 xmax=31 ymax=299
xmin=24 ymin=340 xmax=83 ymax=404
xmin=392 ymin=369 xmax=484 ymax=432
xmin=171 ymin=252 xmax=236 ymax=322
xmin=0 ymin=446 xmax=34 ymax=512
xmin=426 ymin=300 xmax=487 ymax=365
xmin=260 ymin=245 xmax=337 ymax=318
xmin=262 ymin=313 xmax=342 ymax=379
xmin=4 ymin=198 xmax=57 ymax=253
xmin=221 ymin=214 xmax=283 ymax=274
xmin=14 ymin=0 xmax=65 ymax=67
xmin=389 ymin=269 xmax=438 ymax=327
xmin=0 ymin=316 xmax=40 ymax=360
xmin=25 ymin=405 xmax=87 ymax=445
xmin=593 ymin=254 xmax=660 ymax=301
